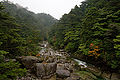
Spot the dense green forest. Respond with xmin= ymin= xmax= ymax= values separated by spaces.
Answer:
xmin=0 ymin=1 xmax=57 ymax=57
xmin=0 ymin=0 xmax=120 ymax=79
xmin=0 ymin=1 xmax=57 ymax=79
xmin=2 ymin=1 xmax=57 ymax=40
xmin=48 ymin=0 xmax=120 ymax=72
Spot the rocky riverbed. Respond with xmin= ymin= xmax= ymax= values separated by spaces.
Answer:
xmin=17 ymin=41 xmax=120 ymax=80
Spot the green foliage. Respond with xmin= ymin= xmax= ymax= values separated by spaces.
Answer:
xmin=48 ymin=0 xmax=120 ymax=70
xmin=65 ymin=42 xmax=76 ymax=53
xmin=0 ymin=50 xmax=8 ymax=62
xmin=2 ymin=1 xmax=57 ymax=40
xmin=114 ymin=35 xmax=120 ymax=52
xmin=0 ymin=1 xmax=58 ymax=79
xmin=0 ymin=41 xmax=27 ymax=79
xmin=0 ymin=1 xmax=57 ymax=56
xmin=0 ymin=61 xmax=27 ymax=80
xmin=78 ymin=44 xmax=89 ymax=55
xmin=76 ymin=71 xmax=97 ymax=80
xmin=0 ymin=50 xmax=27 ymax=80
xmin=111 ymin=34 xmax=120 ymax=69
xmin=0 ymin=10 xmax=26 ymax=57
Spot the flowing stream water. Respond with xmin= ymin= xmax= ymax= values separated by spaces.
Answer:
xmin=39 ymin=41 xmax=89 ymax=68
xmin=38 ymin=41 xmax=114 ymax=80
xmin=74 ymin=59 xmax=87 ymax=68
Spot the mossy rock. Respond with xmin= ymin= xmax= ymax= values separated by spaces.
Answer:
xmin=75 ymin=71 xmax=97 ymax=80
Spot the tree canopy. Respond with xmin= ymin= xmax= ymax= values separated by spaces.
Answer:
xmin=0 ymin=1 xmax=57 ymax=79
xmin=48 ymin=0 xmax=120 ymax=71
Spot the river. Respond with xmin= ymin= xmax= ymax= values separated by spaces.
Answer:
xmin=39 ymin=41 xmax=89 ymax=68
xmin=38 ymin=41 xmax=120 ymax=80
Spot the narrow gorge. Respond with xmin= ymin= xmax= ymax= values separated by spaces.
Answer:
xmin=16 ymin=41 xmax=120 ymax=80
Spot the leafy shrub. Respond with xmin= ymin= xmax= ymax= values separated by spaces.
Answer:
xmin=65 ymin=42 xmax=77 ymax=53
xmin=0 ymin=50 xmax=27 ymax=80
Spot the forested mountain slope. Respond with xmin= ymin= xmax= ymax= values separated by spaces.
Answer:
xmin=48 ymin=0 xmax=120 ymax=72
xmin=2 ymin=1 xmax=57 ymax=28
xmin=0 ymin=1 xmax=57 ymax=79
xmin=2 ymin=1 xmax=57 ymax=40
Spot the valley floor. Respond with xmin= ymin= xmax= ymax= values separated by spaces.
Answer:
xmin=17 ymin=41 xmax=120 ymax=80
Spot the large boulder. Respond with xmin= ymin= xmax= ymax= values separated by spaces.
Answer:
xmin=45 ymin=63 xmax=57 ymax=76
xmin=18 ymin=56 xmax=43 ymax=69
xmin=34 ymin=63 xmax=57 ymax=79
xmin=35 ymin=63 xmax=46 ymax=78
xmin=56 ymin=70 xmax=70 ymax=78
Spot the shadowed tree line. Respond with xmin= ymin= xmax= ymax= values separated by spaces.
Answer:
xmin=48 ymin=0 xmax=120 ymax=72
xmin=0 ymin=1 xmax=57 ymax=79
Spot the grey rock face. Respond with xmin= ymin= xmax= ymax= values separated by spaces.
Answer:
xmin=56 ymin=70 xmax=70 ymax=78
xmin=19 ymin=56 xmax=43 ymax=69
xmin=34 ymin=63 xmax=57 ymax=79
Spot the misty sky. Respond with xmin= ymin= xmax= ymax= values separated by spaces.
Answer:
xmin=1 ymin=0 xmax=85 ymax=19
